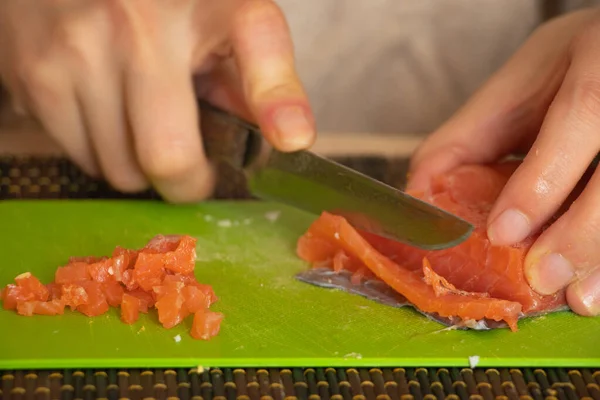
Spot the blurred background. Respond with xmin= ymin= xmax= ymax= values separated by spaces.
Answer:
xmin=275 ymin=0 xmax=600 ymax=136
xmin=2 ymin=0 xmax=600 ymax=140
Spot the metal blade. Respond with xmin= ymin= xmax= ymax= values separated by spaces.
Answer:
xmin=246 ymin=149 xmax=473 ymax=250
xmin=198 ymin=100 xmax=474 ymax=250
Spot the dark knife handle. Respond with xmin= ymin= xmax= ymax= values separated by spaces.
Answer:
xmin=197 ymin=99 xmax=265 ymax=199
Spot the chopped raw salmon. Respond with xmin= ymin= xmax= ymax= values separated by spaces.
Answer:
xmin=127 ymin=289 xmax=155 ymax=312
xmin=296 ymin=162 xmax=569 ymax=331
xmin=46 ymin=283 xmax=62 ymax=300
xmin=121 ymin=293 xmax=141 ymax=324
xmin=61 ymin=284 xmax=89 ymax=310
xmin=0 ymin=235 xmax=222 ymax=340
xmin=102 ymin=281 xmax=125 ymax=307
xmin=55 ymin=263 xmax=91 ymax=284
xmin=76 ymin=281 xmax=110 ymax=317
xmin=133 ymin=252 xmax=166 ymax=291
xmin=14 ymin=272 xmax=49 ymax=301
xmin=183 ymin=286 xmax=211 ymax=313
xmin=191 ymin=309 xmax=224 ymax=340
xmin=16 ymin=299 xmax=65 ymax=316
xmin=2 ymin=285 xmax=35 ymax=310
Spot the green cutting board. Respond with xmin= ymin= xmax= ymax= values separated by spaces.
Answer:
xmin=0 ymin=200 xmax=598 ymax=370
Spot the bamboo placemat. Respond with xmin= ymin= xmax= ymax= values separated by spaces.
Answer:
xmin=2 ymin=367 xmax=600 ymax=400
xmin=0 ymin=155 xmax=598 ymax=400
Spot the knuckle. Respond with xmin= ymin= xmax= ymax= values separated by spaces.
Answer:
xmin=16 ymin=60 xmax=58 ymax=102
xmin=54 ymin=7 xmax=110 ymax=69
xmin=570 ymin=76 xmax=600 ymax=120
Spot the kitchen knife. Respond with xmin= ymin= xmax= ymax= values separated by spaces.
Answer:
xmin=199 ymin=101 xmax=473 ymax=250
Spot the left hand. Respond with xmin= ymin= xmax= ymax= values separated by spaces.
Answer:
xmin=407 ymin=8 xmax=600 ymax=317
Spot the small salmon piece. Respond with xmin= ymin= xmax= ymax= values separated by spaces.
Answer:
xmin=191 ymin=283 xmax=218 ymax=306
xmin=110 ymin=255 xmax=128 ymax=282
xmin=55 ymin=263 xmax=91 ymax=284
xmin=112 ymin=246 xmax=139 ymax=269
xmin=69 ymin=256 xmax=109 ymax=264
xmin=182 ymin=286 xmax=211 ymax=313
xmin=155 ymin=282 xmax=185 ymax=329
xmin=121 ymin=293 xmax=140 ymax=324
xmin=190 ymin=309 xmax=223 ymax=340
xmin=153 ymin=280 xmax=184 ymax=300
xmin=15 ymin=272 xmax=49 ymax=302
xmin=16 ymin=299 xmax=65 ymax=316
xmin=127 ymin=289 xmax=155 ymax=312
xmin=61 ymin=284 xmax=89 ymax=310
xmin=102 ymin=281 xmax=125 ymax=307
xmin=121 ymin=270 xmax=138 ymax=291
xmin=163 ymin=274 xmax=196 ymax=285
xmin=46 ymin=283 xmax=62 ymax=300
xmin=133 ymin=253 xmax=166 ymax=292
xmin=87 ymin=258 xmax=115 ymax=283
xmin=2 ymin=285 xmax=35 ymax=310
xmin=76 ymin=282 xmax=109 ymax=317
xmin=142 ymin=235 xmax=181 ymax=253
xmin=162 ymin=236 xmax=197 ymax=274
xmin=140 ymin=235 xmax=196 ymax=275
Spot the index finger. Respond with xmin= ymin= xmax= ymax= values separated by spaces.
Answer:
xmin=406 ymin=12 xmax=589 ymax=192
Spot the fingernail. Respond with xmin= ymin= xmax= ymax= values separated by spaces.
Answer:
xmin=528 ymin=252 xmax=574 ymax=295
xmin=568 ymin=268 xmax=600 ymax=316
xmin=272 ymin=106 xmax=313 ymax=150
xmin=488 ymin=208 xmax=531 ymax=245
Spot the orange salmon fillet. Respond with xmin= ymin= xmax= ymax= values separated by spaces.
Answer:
xmin=296 ymin=162 xmax=568 ymax=331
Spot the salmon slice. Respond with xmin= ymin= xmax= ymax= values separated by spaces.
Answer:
xmin=1 ymin=234 xmax=222 ymax=340
xmin=296 ymin=162 xmax=569 ymax=331
xmin=121 ymin=293 xmax=141 ymax=324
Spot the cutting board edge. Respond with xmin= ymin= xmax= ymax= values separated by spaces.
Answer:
xmin=1 ymin=357 xmax=599 ymax=370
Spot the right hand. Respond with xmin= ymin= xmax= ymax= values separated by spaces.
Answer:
xmin=0 ymin=0 xmax=316 ymax=203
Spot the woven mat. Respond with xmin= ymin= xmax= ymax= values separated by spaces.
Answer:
xmin=0 ymin=155 xmax=410 ymax=200
xmin=1 ymin=155 xmax=598 ymax=400
xmin=2 ymin=367 xmax=600 ymax=400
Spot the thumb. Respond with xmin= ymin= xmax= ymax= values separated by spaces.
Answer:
xmin=406 ymin=17 xmax=575 ymax=192
xmin=230 ymin=0 xmax=316 ymax=152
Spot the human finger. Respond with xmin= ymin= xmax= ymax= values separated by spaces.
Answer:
xmin=406 ymin=11 xmax=592 ymax=192
xmin=230 ymin=0 xmax=316 ymax=152
xmin=19 ymin=61 xmax=100 ymax=176
xmin=566 ymin=267 xmax=600 ymax=317
xmin=522 ymin=164 xmax=600 ymax=316
xmin=125 ymin=57 xmax=215 ymax=203
xmin=486 ymin=26 xmax=600 ymax=247
xmin=73 ymin=49 xmax=149 ymax=192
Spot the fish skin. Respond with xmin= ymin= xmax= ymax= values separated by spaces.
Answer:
xmin=296 ymin=268 xmax=507 ymax=330
xmin=295 ymin=267 xmax=570 ymax=331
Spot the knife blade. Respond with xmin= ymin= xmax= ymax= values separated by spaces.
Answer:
xmin=199 ymin=100 xmax=474 ymax=250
